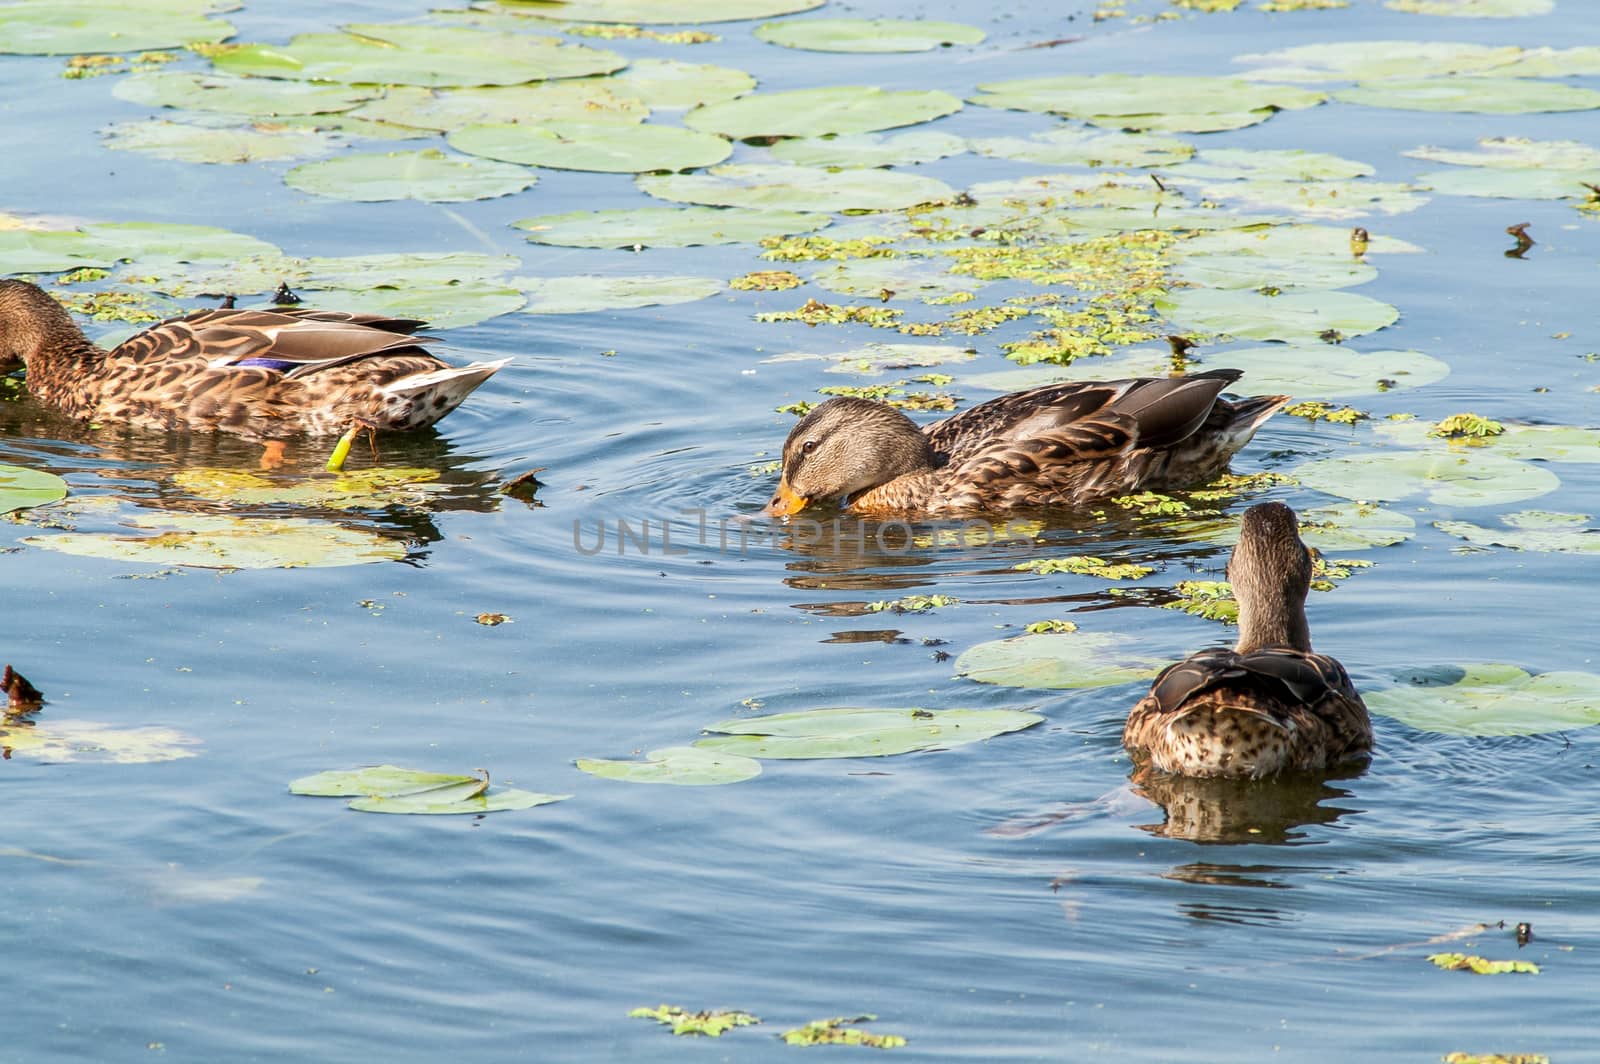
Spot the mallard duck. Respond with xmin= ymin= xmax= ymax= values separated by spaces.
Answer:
xmin=763 ymin=369 xmax=1289 ymax=518
xmin=1122 ymin=501 xmax=1373 ymax=779
xmin=0 ymin=279 xmax=507 ymax=438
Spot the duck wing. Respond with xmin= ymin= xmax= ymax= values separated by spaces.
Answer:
xmin=1147 ymin=645 xmax=1359 ymax=715
xmin=109 ymin=308 xmax=437 ymax=379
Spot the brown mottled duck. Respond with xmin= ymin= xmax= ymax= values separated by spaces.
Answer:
xmin=763 ymin=369 xmax=1289 ymax=518
xmin=0 ymin=279 xmax=507 ymax=439
xmin=1122 ymin=501 xmax=1373 ymax=779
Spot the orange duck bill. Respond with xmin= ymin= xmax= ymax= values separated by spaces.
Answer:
xmin=762 ymin=478 xmax=810 ymax=518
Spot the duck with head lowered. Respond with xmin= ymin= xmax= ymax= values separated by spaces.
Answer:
xmin=0 ymin=279 xmax=507 ymax=439
xmin=764 ymin=369 xmax=1289 ymax=518
xmin=1122 ymin=501 xmax=1373 ymax=779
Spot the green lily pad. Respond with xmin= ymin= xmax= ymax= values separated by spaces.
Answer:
xmin=1386 ymin=0 xmax=1552 ymax=15
xmin=693 ymin=707 xmax=1043 ymax=759
xmin=954 ymin=631 xmax=1167 ymax=690
xmin=0 ymin=229 xmax=123 ymax=275
xmin=686 ymin=86 xmax=964 ymax=141
xmin=290 ymin=765 xmax=571 ymax=814
xmin=0 ymin=720 xmax=200 ymax=764
xmin=1179 ymin=222 xmax=1425 ymax=258
xmin=172 ymin=467 xmax=444 ymax=508
xmin=103 ymin=118 xmax=339 ymax=164
xmin=23 ymin=512 xmax=408 ymax=569
xmin=1405 ymin=136 xmax=1600 ymax=170
xmin=638 ymin=163 xmax=956 ymax=213
xmin=575 ymin=746 xmax=763 ymax=784
xmin=303 ymin=251 xmax=521 ymax=290
xmin=293 ymin=284 xmax=526 ymax=329
xmin=81 ymin=221 xmax=281 ymax=262
xmin=1373 ymin=420 xmax=1600 ymax=462
xmin=513 ymin=205 xmax=827 ymax=248
xmin=1413 ymin=168 xmax=1600 ymax=199
xmin=1435 ymin=512 xmax=1600 ymax=554
xmin=1494 ymin=47 xmax=1600 ymax=77
xmin=1174 ymin=254 xmax=1378 ymax=291
xmin=1177 ymin=179 xmax=1429 ymax=220
xmin=770 ymin=131 xmax=967 ymax=169
xmin=0 ymin=464 xmax=68 ymax=515
xmin=1367 ymin=663 xmax=1600 ymax=736
xmin=269 ymin=113 xmax=427 ymax=142
xmin=1156 ymin=288 xmax=1400 ymax=342
xmin=448 ymin=121 xmax=730 ymax=173
xmin=519 ymin=274 xmax=722 ymax=314
xmin=1179 ymin=150 xmax=1374 ymax=185
xmin=1298 ymin=502 xmax=1419 ymax=549
xmin=213 ymin=23 xmax=625 ymax=87
xmin=352 ymin=83 xmax=647 ymax=133
xmin=0 ymin=0 xmax=233 ymax=55
xmin=969 ymin=74 xmax=1325 ymax=132
xmin=767 ymin=342 xmax=977 ymax=376
xmin=970 ymin=126 xmax=1194 ymax=168
xmin=605 ymin=59 xmax=756 ymax=110
xmin=1233 ymin=41 xmax=1525 ymax=82
xmin=1294 ymin=450 xmax=1560 ymax=506
xmin=285 ymin=149 xmax=536 ymax=202
xmin=967 ymin=172 xmax=1178 ymax=210
xmin=960 ymin=347 xmax=1177 ymax=392
xmin=1336 ymin=77 xmax=1600 ymax=114
xmin=111 ymin=71 xmax=377 ymax=116
xmin=489 ymin=0 xmax=823 ymax=23
xmin=809 ymin=257 xmax=976 ymax=300
xmin=1205 ymin=344 xmax=1449 ymax=397
xmin=754 ymin=18 xmax=985 ymax=53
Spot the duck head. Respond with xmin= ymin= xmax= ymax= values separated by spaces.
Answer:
xmin=763 ymin=397 xmax=937 ymax=518
xmin=1228 ymin=501 xmax=1314 ymax=654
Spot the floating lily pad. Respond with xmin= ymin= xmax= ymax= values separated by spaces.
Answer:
xmin=809 ymin=257 xmax=976 ymax=299
xmin=513 ymin=205 xmax=826 ymax=248
xmin=1373 ymin=419 xmax=1600 ymax=462
xmin=686 ymin=86 xmax=963 ymax=141
xmin=352 ymin=83 xmax=648 ymax=132
xmin=24 ymin=512 xmax=408 ymax=569
xmin=303 ymin=251 xmax=521 ymax=290
xmin=1174 ymin=254 xmax=1378 ymax=291
xmin=770 ymin=131 xmax=966 ymax=169
xmin=1299 ymin=502 xmax=1419 ymax=549
xmin=490 ymin=0 xmax=824 ymax=23
xmin=1435 ymin=512 xmax=1600 ymax=554
xmin=519 ymin=274 xmax=722 ymax=314
xmin=0 ymin=720 xmax=200 ymax=763
xmin=0 ymin=229 xmax=122 ymax=275
xmin=1495 ymin=46 xmax=1600 ymax=77
xmin=214 ymin=23 xmax=625 ymax=87
xmin=112 ymin=71 xmax=377 ymax=116
xmin=639 ymin=163 xmax=955 ymax=213
xmin=290 ymin=765 xmax=571 ymax=814
xmin=954 ymin=631 xmax=1167 ymax=690
xmin=448 ymin=121 xmax=730 ymax=173
xmin=1367 ymin=663 xmax=1600 ymax=736
xmin=969 ymin=74 xmax=1325 ymax=133
xmin=285 ymin=149 xmax=536 ymax=202
xmin=969 ymin=126 xmax=1194 ymax=168
xmin=960 ymin=347 xmax=1177 ymax=392
xmin=1386 ymin=0 xmax=1552 ymax=15
xmin=1294 ymin=450 xmax=1560 ymax=506
xmin=755 ymin=18 xmax=985 ymax=53
xmin=967 ymin=172 xmax=1178 ymax=210
xmin=1179 ymin=222 xmax=1424 ymax=258
xmin=1156 ymin=288 xmax=1399 ymax=342
xmin=1405 ymin=136 xmax=1600 ymax=170
xmin=0 ymin=0 xmax=234 ymax=55
xmin=1233 ymin=41 xmax=1524 ymax=82
xmin=172 ymin=467 xmax=444 ymax=508
xmin=767 ymin=342 xmax=977 ymax=375
xmin=1178 ymin=179 xmax=1429 ymax=220
xmin=576 ymin=746 xmax=763 ymax=784
xmin=1174 ymin=148 xmax=1376 ymax=182
xmin=1413 ymin=168 xmax=1600 ymax=199
xmin=272 ymin=112 xmax=425 ymax=142
xmin=606 ymin=59 xmax=756 ymax=110
xmin=0 ymin=464 xmax=68 ymax=515
xmin=103 ymin=118 xmax=339 ymax=164
xmin=1336 ymin=78 xmax=1600 ymax=114
xmin=293 ymin=284 xmax=525 ymax=329
xmin=82 ymin=221 xmax=281 ymax=262
xmin=693 ymin=707 xmax=1043 ymax=759
xmin=1205 ymin=345 xmax=1449 ymax=397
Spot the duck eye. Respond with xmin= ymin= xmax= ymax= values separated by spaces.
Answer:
xmin=801 ymin=439 xmax=818 ymax=455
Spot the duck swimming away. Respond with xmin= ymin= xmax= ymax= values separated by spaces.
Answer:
xmin=764 ymin=369 xmax=1289 ymax=518
xmin=0 ymin=279 xmax=507 ymax=439
xmin=1122 ymin=501 xmax=1373 ymax=779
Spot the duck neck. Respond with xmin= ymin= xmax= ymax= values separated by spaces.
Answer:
xmin=3 ymin=283 xmax=107 ymax=409
xmin=1233 ymin=588 xmax=1312 ymax=655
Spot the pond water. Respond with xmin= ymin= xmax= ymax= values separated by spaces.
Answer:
xmin=4 ymin=0 xmax=1600 ymax=1060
